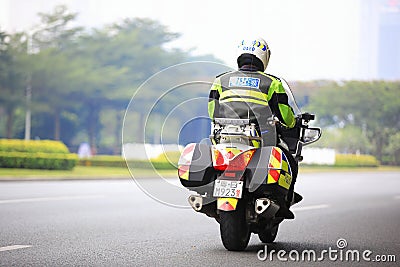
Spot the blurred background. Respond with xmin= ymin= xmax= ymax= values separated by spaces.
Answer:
xmin=0 ymin=0 xmax=399 ymax=165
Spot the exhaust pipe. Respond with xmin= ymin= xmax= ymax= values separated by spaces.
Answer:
xmin=188 ymin=195 xmax=203 ymax=212
xmin=255 ymin=198 xmax=279 ymax=219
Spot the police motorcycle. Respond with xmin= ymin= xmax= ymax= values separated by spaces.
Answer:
xmin=178 ymin=78 xmax=321 ymax=251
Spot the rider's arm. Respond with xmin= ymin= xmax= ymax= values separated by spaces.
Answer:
xmin=267 ymin=79 xmax=296 ymax=128
xmin=208 ymin=77 xmax=222 ymax=119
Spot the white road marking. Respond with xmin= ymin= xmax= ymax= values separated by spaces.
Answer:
xmin=0 ymin=245 xmax=32 ymax=252
xmin=0 ymin=195 xmax=105 ymax=204
xmin=292 ymin=204 xmax=329 ymax=212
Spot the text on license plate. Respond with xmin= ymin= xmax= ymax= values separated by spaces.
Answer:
xmin=213 ymin=180 xmax=243 ymax=198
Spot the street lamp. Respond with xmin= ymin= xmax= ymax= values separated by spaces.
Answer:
xmin=24 ymin=21 xmax=62 ymax=140
xmin=24 ymin=35 xmax=33 ymax=141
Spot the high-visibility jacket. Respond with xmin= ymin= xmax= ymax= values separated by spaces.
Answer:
xmin=208 ymin=70 xmax=296 ymax=128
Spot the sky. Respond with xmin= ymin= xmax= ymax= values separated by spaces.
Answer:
xmin=0 ymin=0 xmax=365 ymax=81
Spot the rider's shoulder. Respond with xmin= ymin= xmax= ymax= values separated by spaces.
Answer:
xmin=215 ymin=71 xmax=233 ymax=78
xmin=259 ymin=72 xmax=282 ymax=82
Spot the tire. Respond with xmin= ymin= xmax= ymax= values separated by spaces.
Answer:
xmin=219 ymin=202 xmax=250 ymax=251
xmin=258 ymin=223 xmax=279 ymax=243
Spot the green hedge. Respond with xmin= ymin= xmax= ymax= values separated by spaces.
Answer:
xmin=0 ymin=139 xmax=69 ymax=154
xmin=0 ymin=139 xmax=77 ymax=170
xmin=78 ymin=155 xmax=177 ymax=170
xmin=0 ymin=151 xmax=78 ymax=170
xmin=335 ymin=154 xmax=379 ymax=167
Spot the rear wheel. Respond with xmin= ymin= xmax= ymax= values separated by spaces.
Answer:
xmin=258 ymin=223 xmax=279 ymax=243
xmin=219 ymin=202 xmax=250 ymax=251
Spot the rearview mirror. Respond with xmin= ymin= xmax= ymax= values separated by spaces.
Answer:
xmin=301 ymin=127 xmax=321 ymax=145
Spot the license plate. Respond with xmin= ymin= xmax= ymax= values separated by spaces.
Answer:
xmin=213 ymin=180 xmax=243 ymax=198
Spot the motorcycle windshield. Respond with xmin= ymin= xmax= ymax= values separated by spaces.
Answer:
xmin=280 ymin=78 xmax=301 ymax=116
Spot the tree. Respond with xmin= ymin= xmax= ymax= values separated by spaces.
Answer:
xmin=386 ymin=132 xmax=400 ymax=164
xmin=72 ymin=18 xmax=186 ymax=149
xmin=29 ymin=5 xmax=84 ymax=141
xmin=0 ymin=5 xmax=227 ymax=153
xmin=307 ymin=81 xmax=400 ymax=163
xmin=0 ymin=30 xmax=26 ymax=138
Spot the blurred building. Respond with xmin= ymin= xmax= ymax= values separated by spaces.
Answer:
xmin=360 ymin=0 xmax=400 ymax=80
xmin=378 ymin=0 xmax=400 ymax=79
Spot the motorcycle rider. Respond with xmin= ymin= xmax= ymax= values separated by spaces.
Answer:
xmin=208 ymin=37 xmax=298 ymax=218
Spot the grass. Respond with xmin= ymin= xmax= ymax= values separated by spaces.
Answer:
xmin=0 ymin=165 xmax=398 ymax=180
xmin=0 ymin=166 xmax=177 ymax=180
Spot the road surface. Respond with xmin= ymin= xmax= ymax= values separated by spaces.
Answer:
xmin=0 ymin=171 xmax=399 ymax=266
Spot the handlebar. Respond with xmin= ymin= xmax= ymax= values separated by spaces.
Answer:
xmin=300 ymin=112 xmax=315 ymax=122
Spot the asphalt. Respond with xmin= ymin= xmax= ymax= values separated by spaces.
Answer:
xmin=0 ymin=171 xmax=399 ymax=266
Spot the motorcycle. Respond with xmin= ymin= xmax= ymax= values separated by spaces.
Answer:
xmin=178 ymin=78 xmax=321 ymax=251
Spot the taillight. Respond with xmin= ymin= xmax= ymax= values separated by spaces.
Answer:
xmin=213 ymin=149 xmax=228 ymax=171
xmin=227 ymin=150 xmax=255 ymax=171
xmin=212 ymin=149 xmax=255 ymax=171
